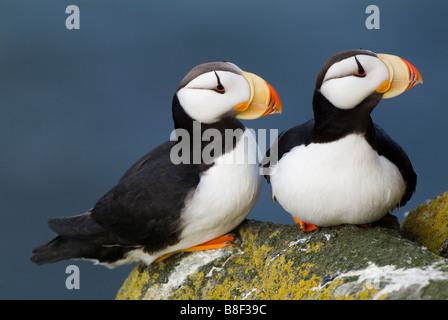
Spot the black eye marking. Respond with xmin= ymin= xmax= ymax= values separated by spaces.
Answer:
xmin=213 ymin=71 xmax=225 ymax=93
xmin=354 ymin=56 xmax=366 ymax=78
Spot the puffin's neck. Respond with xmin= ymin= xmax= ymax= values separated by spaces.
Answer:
xmin=309 ymin=90 xmax=381 ymax=149
xmin=171 ymin=94 xmax=246 ymax=162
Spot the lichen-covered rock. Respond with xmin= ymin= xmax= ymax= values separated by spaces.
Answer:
xmin=116 ymin=213 xmax=448 ymax=300
xmin=401 ymin=192 xmax=448 ymax=258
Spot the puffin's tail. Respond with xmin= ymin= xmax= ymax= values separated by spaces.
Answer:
xmin=31 ymin=213 xmax=132 ymax=266
xmin=30 ymin=236 xmax=125 ymax=265
xmin=31 ymin=236 xmax=86 ymax=265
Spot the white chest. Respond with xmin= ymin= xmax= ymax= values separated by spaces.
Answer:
xmin=178 ymin=128 xmax=262 ymax=246
xmin=270 ymin=134 xmax=406 ymax=226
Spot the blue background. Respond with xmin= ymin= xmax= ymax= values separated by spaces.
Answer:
xmin=1 ymin=1 xmax=447 ymax=299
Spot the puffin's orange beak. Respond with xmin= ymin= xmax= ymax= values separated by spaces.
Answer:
xmin=234 ymin=72 xmax=282 ymax=119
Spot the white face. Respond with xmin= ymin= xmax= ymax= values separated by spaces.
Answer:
xmin=319 ymin=54 xmax=389 ymax=110
xmin=176 ymin=70 xmax=250 ymax=123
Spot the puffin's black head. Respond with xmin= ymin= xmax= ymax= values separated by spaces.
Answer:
xmin=173 ymin=61 xmax=281 ymax=125
xmin=315 ymin=49 xmax=423 ymax=112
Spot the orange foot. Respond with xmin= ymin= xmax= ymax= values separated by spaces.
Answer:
xmin=154 ymin=233 xmax=235 ymax=263
xmin=360 ymin=223 xmax=371 ymax=228
xmin=293 ymin=217 xmax=319 ymax=232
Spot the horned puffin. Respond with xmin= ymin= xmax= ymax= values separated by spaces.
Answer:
xmin=265 ymin=49 xmax=422 ymax=231
xmin=31 ymin=61 xmax=281 ymax=267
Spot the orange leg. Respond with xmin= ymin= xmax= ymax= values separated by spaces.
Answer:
xmin=154 ymin=233 xmax=235 ymax=263
xmin=293 ymin=217 xmax=319 ymax=232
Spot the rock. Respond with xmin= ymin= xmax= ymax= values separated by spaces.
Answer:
xmin=402 ymin=192 xmax=448 ymax=258
xmin=116 ymin=213 xmax=448 ymax=300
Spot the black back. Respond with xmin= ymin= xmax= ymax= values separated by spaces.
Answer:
xmin=91 ymin=140 xmax=203 ymax=252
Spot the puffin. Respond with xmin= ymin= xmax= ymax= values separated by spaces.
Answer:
xmin=31 ymin=61 xmax=281 ymax=267
xmin=264 ymin=49 xmax=422 ymax=231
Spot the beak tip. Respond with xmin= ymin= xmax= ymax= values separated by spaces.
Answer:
xmin=418 ymin=75 xmax=424 ymax=85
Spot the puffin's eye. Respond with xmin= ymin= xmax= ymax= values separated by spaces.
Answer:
xmin=213 ymin=71 xmax=226 ymax=94
xmin=353 ymin=56 xmax=366 ymax=78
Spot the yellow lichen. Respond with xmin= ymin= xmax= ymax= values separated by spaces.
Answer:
xmin=402 ymin=192 xmax=448 ymax=255
xmin=116 ymin=220 xmax=414 ymax=300
xmin=305 ymin=242 xmax=325 ymax=254
xmin=115 ymin=266 xmax=151 ymax=300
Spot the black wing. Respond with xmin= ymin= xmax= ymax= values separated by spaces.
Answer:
xmin=31 ymin=140 xmax=207 ymax=265
xmin=91 ymin=140 xmax=208 ymax=252
xmin=374 ymin=123 xmax=417 ymax=206
xmin=47 ymin=212 xmax=108 ymax=240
